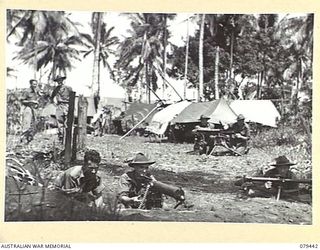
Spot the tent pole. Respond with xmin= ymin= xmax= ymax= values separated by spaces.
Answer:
xmin=144 ymin=81 xmax=163 ymax=103
xmin=152 ymin=64 xmax=184 ymax=101
xmin=119 ymin=105 xmax=159 ymax=140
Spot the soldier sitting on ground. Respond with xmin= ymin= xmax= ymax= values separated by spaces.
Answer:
xmin=227 ymin=114 xmax=250 ymax=154
xmin=192 ymin=115 xmax=215 ymax=155
xmin=53 ymin=149 xmax=105 ymax=207
xmin=236 ymin=155 xmax=299 ymax=198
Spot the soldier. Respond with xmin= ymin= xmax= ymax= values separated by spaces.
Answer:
xmin=20 ymin=79 xmax=40 ymax=142
xmin=117 ymin=153 xmax=163 ymax=209
xmin=50 ymin=75 xmax=72 ymax=142
xmin=53 ymin=149 xmax=105 ymax=207
xmin=192 ymin=115 xmax=215 ymax=155
xmin=236 ymin=155 xmax=299 ymax=198
xmin=228 ymin=114 xmax=250 ymax=154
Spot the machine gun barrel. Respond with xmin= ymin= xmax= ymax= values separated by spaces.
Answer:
xmin=141 ymin=174 xmax=186 ymax=209
xmin=150 ymin=180 xmax=185 ymax=202
xmin=194 ymin=128 xmax=234 ymax=134
xmin=243 ymin=176 xmax=312 ymax=184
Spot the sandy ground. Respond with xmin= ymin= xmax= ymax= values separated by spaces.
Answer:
xmin=5 ymin=133 xmax=312 ymax=224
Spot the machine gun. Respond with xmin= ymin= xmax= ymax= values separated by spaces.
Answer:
xmin=235 ymin=175 xmax=312 ymax=201
xmin=139 ymin=174 xmax=190 ymax=209
xmin=241 ymin=176 xmax=312 ymax=184
xmin=192 ymin=128 xmax=241 ymax=155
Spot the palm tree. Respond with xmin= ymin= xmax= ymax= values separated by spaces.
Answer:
xmin=184 ymin=16 xmax=190 ymax=99
xmin=115 ymin=13 xmax=164 ymax=103
xmin=7 ymin=10 xmax=81 ymax=80
xmin=198 ymin=14 xmax=205 ymax=101
xmin=205 ymin=14 xmax=225 ymax=100
xmin=278 ymin=14 xmax=313 ymax=99
xmin=7 ymin=10 xmax=79 ymax=45
xmin=81 ymin=13 xmax=120 ymax=99
xmin=14 ymin=34 xmax=83 ymax=80
xmin=91 ymin=12 xmax=102 ymax=99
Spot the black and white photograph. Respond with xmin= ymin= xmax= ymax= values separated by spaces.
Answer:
xmin=5 ymin=10 xmax=313 ymax=224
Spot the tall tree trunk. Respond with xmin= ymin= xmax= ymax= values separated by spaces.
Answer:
xmin=162 ymin=14 xmax=167 ymax=99
xmin=33 ymin=36 xmax=37 ymax=79
xmin=138 ymin=74 xmax=143 ymax=102
xmin=184 ymin=17 xmax=190 ymax=100
xmin=229 ymin=29 xmax=234 ymax=79
xmin=98 ymin=58 xmax=101 ymax=96
xmin=214 ymin=46 xmax=220 ymax=99
xmin=145 ymin=62 xmax=151 ymax=104
xmin=291 ymin=58 xmax=302 ymax=103
xmin=257 ymin=71 xmax=264 ymax=99
xmin=199 ymin=14 xmax=205 ymax=102
xmin=92 ymin=12 xmax=102 ymax=98
xmin=51 ymin=53 xmax=57 ymax=82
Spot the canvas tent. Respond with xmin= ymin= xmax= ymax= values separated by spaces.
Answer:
xmin=230 ymin=100 xmax=280 ymax=127
xmin=172 ymin=98 xmax=237 ymax=125
xmin=147 ymin=100 xmax=191 ymax=135
xmin=124 ymin=103 xmax=159 ymax=124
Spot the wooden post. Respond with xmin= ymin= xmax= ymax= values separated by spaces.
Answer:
xmin=77 ymin=95 xmax=88 ymax=151
xmin=72 ymin=126 xmax=78 ymax=161
xmin=64 ymin=91 xmax=75 ymax=169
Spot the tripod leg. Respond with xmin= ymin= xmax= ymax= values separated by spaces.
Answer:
xmin=276 ymin=186 xmax=282 ymax=201
xmin=208 ymin=146 xmax=216 ymax=156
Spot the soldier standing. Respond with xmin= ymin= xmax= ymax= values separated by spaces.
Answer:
xmin=20 ymin=79 xmax=40 ymax=142
xmin=50 ymin=75 xmax=72 ymax=142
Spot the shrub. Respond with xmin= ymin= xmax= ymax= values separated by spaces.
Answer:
xmin=251 ymin=125 xmax=309 ymax=150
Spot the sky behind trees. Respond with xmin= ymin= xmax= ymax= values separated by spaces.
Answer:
xmin=6 ymin=11 xmax=308 ymax=102
xmin=6 ymin=11 xmax=198 ymax=99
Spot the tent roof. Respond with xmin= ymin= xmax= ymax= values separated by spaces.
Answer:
xmin=171 ymin=101 xmax=217 ymax=123
xmin=171 ymin=99 xmax=237 ymax=124
xmin=124 ymin=103 xmax=158 ymax=124
xmin=147 ymin=100 xmax=191 ymax=135
xmin=230 ymin=100 xmax=281 ymax=127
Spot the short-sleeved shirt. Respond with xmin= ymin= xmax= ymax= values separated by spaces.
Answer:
xmin=118 ymin=171 xmax=146 ymax=198
xmin=56 ymin=85 xmax=72 ymax=104
xmin=21 ymin=88 xmax=39 ymax=106
xmin=54 ymin=165 xmax=103 ymax=195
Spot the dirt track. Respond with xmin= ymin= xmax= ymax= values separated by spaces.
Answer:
xmin=6 ymin=133 xmax=312 ymax=224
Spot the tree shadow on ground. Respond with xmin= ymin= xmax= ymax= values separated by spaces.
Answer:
xmin=100 ymin=163 xmax=239 ymax=194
